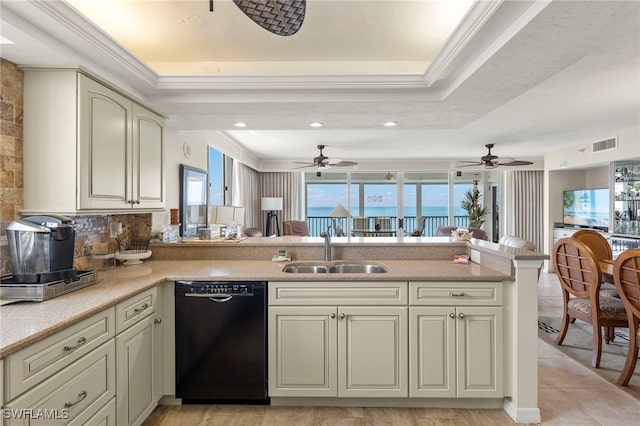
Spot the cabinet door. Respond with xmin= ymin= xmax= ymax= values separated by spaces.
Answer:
xmin=409 ymin=307 xmax=456 ymax=397
xmin=456 ymin=306 xmax=503 ymax=398
xmin=338 ymin=306 xmax=408 ymax=397
xmin=269 ymin=307 xmax=337 ymax=397
xmin=132 ymin=104 xmax=164 ymax=209
xmin=116 ymin=315 xmax=157 ymax=426
xmin=78 ymin=75 xmax=132 ymax=210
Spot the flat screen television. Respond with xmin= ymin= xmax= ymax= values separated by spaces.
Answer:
xmin=563 ymin=188 xmax=609 ymax=229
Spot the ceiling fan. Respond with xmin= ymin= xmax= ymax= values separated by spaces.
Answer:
xmin=457 ymin=144 xmax=533 ymax=169
xmin=210 ymin=0 xmax=306 ymax=36
xmin=294 ymin=145 xmax=358 ymax=169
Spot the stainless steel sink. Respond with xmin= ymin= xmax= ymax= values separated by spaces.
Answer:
xmin=282 ymin=264 xmax=329 ymax=274
xmin=282 ymin=261 xmax=388 ymax=274
xmin=328 ymin=263 xmax=389 ymax=273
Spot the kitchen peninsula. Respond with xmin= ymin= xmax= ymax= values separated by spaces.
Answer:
xmin=0 ymin=237 xmax=545 ymax=424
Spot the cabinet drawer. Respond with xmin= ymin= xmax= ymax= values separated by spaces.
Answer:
xmin=4 ymin=309 xmax=115 ymax=402
xmin=409 ymin=282 xmax=502 ymax=306
xmin=269 ymin=282 xmax=408 ymax=306
xmin=115 ymin=287 xmax=157 ymax=333
xmin=4 ymin=340 xmax=116 ymax=426
xmin=68 ymin=397 xmax=116 ymax=426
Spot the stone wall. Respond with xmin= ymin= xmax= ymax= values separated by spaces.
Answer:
xmin=0 ymin=58 xmax=152 ymax=276
xmin=1 ymin=59 xmax=24 ymax=275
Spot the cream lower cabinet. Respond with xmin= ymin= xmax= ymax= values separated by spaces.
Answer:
xmin=268 ymin=281 xmax=408 ymax=398
xmin=115 ymin=287 xmax=163 ymax=426
xmin=409 ymin=306 xmax=503 ymax=398
xmin=409 ymin=282 xmax=504 ymax=399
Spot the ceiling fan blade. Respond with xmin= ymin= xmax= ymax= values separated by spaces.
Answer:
xmin=456 ymin=162 xmax=483 ymax=168
xmin=494 ymin=157 xmax=515 ymax=164
xmin=292 ymin=163 xmax=316 ymax=169
xmin=500 ymin=160 xmax=534 ymax=166
xmin=233 ymin=0 xmax=305 ymax=36
xmin=331 ymin=161 xmax=358 ymax=167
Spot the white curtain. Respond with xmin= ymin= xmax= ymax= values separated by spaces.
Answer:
xmin=231 ymin=160 xmax=260 ymax=228
xmin=260 ymin=172 xmax=305 ymax=233
xmin=505 ymin=170 xmax=544 ymax=251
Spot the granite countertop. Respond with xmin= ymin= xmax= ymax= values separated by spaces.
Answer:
xmin=0 ymin=259 xmax=512 ymax=358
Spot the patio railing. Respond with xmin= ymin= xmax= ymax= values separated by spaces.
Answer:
xmin=307 ymin=216 xmax=470 ymax=237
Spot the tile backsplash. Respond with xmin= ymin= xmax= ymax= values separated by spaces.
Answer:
xmin=1 ymin=213 xmax=152 ymax=275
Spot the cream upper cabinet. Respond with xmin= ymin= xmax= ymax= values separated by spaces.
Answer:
xmin=22 ymin=68 xmax=165 ymax=215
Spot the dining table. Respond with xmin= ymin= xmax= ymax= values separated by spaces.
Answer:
xmin=600 ymin=259 xmax=614 ymax=277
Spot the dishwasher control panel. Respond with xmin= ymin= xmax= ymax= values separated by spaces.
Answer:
xmin=177 ymin=281 xmax=260 ymax=295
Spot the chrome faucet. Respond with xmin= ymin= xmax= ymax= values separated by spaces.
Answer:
xmin=320 ymin=228 xmax=332 ymax=262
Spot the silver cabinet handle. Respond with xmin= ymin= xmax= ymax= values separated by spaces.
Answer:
xmin=209 ymin=295 xmax=233 ymax=303
xmin=330 ymin=313 xmax=336 ymax=319
xmin=449 ymin=292 xmax=465 ymax=297
xmin=459 ymin=313 xmax=465 ymax=319
xmin=154 ymin=318 xmax=162 ymax=325
xmin=63 ymin=337 xmax=87 ymax=352
xmin=339 ymin=313 xmax=346 ymax=319
xmin=64 ymin=390 xmax=87 ymax=408
xmin=134 ymin=303 xmax=149 ymax=313
xmin=449 ymin=313 xmax=456 ymax=318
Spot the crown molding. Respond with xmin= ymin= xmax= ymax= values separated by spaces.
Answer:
xmin=24 ymin=0 xmax=158 ymax=88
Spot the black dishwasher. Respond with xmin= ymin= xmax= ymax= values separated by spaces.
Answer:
xmin=175 ymin=280 xmax=268 ymax=403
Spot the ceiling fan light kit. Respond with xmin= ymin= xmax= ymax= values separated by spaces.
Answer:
xmin=457 ymin=144 xmax=533 ymax=169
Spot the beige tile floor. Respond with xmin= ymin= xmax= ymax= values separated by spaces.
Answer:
xmin=143 ymin=272 xmax=640 ymax=426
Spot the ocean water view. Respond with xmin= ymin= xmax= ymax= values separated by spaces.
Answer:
xmin=307 ymin=206 xmax=468 ymax=217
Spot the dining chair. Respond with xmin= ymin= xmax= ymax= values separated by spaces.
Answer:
xmin=572 ymin=229 xmax=618 ymax=298
xmin=612 ymin=248 xmax=640 ymax=386
xmin=282 ymin=220 xmax=310 ymax=236
xmin=552 ymin=237 xmax=628 ymax=368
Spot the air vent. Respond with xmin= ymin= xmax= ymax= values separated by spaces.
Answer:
xmin=592 ymin=137 xmax=617 ymax=153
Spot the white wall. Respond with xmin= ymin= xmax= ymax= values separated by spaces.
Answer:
xmin=542 ymin=126 xmax=639 ymax=269
xmin=153 ymin=128 xmax=259 ymax=230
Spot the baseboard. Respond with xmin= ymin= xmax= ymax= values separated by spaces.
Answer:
xmin=503 ymin=399 xmax=541 ymax=423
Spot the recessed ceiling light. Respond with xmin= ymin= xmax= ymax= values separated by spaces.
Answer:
xmin=383 ymin=121 xmax=398 ymax=127
xmin=309 ymin=122 xmax=323 ymax=128
xmin=233 ymin=122 xmax=247 ymax=128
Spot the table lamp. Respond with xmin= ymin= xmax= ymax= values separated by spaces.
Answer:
xmin=262 ymin=197 xmax=283 ymax=236
xmin=329 ymin=204 xmax=351 ymax=236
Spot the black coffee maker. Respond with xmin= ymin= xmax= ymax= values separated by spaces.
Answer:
xmin=6 ymin=215 xmax=77 ymax=283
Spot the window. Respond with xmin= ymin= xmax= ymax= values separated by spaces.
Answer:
xmin=304 ymin=171 xmax=488 ymax=237
xmin=208 ymin=146 xmax=224 ymax=205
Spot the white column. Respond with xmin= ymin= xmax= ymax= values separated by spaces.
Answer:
xmin=503 ymin=259 xmax=542 ymax=424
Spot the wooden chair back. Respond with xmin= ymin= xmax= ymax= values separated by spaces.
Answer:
xmin=613 ymin=248 xmax=640 ymax=385
xmin=572 ymin=229 xmax=612 ymax=261
xmin=614 ymin=248 xmax=640 ymax=319
xmin=553 ymin=237 xmax=601 ymax=298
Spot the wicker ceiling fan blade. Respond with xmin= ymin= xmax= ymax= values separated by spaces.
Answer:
xmin=500 ymin=160 xmax=534 ymax=166
xmin=233 ymin=0 xmax=306 ymax=36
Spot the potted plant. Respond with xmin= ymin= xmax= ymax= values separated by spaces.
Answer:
xmin=460 ymin=180 xmax=489 ymax=228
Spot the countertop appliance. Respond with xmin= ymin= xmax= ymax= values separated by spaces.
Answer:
xmin=6 ymin=214 xmax=77 ymax=283
xmin=175 ymin=280 xmax=268 ymax=403
xmin=0 ymin=270 xmax=99 ymax=303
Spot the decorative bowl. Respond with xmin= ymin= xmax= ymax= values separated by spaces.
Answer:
xmin=451 ymin=229 xmax=472 ymax=241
